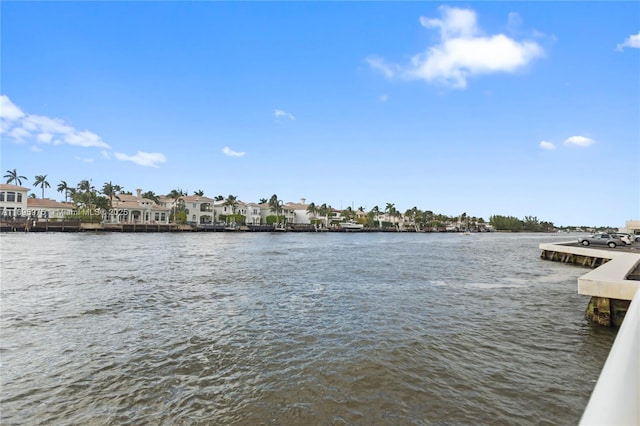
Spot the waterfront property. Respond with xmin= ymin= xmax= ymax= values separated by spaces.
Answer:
xmin=106 ymin=190 xmax=171 ymax=224
xmin=0 ymin=184 xmax=29 ymax=218
xmin=26 ymin=198 xmax=75 ymax=220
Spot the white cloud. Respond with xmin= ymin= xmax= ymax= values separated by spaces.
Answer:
xmin=101 ymin=150 xmax=111 ymax=159
xmin=0 ymin=94 xmax=111 ymax=149
xmin=0 ymin=95 xmax=25 ymax=120
xmin=539 ymin=141 xmax=556 ymax=150
xmin=37 ymin=133 xmax=53 ymax=143
xmin=368 ymin=6 xmax=544 ymax=89
xmin=379 ymin=94 xmax=389 ymax=102
xmin=30 ymin=145 xmax=43 ymax=153
xmin=222 ymin=146 xmax=246 ymax=157
xmin=365 ymin=56 xmax=398 ymax=78
xmin=564 ymin=136 xmax=595 ymax=147
xmin=9 ymin=126 xmax=30 ymax=142
xmin=74 ymin=156 xmax=95 ymax=163
xmin=114 ymin=151 xmax=167 ymax=167
xmin=616 ymin=32 xmax=640 ymax=51
xmin=274 ymin=109 xmax=295 ymax=120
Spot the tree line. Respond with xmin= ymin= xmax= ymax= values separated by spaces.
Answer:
xmin=4 ymin=168 xmax=557 ymax=230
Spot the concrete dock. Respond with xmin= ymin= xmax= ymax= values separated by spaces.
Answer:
xmin=540 ymin=241 xmax=640 ymax=326
xmin=540 ymin=241 xmax=640 ymax=424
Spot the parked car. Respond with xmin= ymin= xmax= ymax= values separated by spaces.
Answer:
xmin=577 ymin=233 xmax=624 ymax=248
xmin=612 ymin=233 xmax=633 ymax=245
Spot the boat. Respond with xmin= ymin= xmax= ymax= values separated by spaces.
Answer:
xmin=339 ymin=220 xmax=364 ymax=231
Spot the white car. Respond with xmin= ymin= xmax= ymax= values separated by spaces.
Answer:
xmin=613 ymin=233 xmax=632 ymax=245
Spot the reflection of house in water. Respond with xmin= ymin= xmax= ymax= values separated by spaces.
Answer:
xmin=108 ymin=189 xmax=171 ymax=224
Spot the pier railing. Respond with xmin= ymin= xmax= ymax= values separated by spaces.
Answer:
xmin=540 ymin=242 xmax=639 ymax=424
xmin=580 ymin=288 xmax=639 ymax=425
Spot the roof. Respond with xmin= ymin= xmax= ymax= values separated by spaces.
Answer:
xmin=0 ymin=183 xmax=30 ymax=191
xmin=180 ymin=195 xmax=215 ymax=203
xmin=27 ymin=198 xmax=74 ymax=209
xmin=112 ymin=196 xmax=170 ymax=210
xmin=283 ymin=202 xmax=309 ymax=210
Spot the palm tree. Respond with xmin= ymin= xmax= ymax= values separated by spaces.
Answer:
xmin=404 ymin=208 xmax=415 ymax=225
xmin=57 ymin=180 xmax=71 ymax=202
xmin=306 ymin=202 xmax=318 ymax=222
xmin=268 ymin=194 xmax=279 ymax=219
xmin=460 ymin=212 xmax=468 ymax=231
xmin=342 ymin=206 xmax=354 ymax=221
xmin=318 ymin=203 xmax=333 ymax=228
xmin=75 ymin=179 xmax=96 ymax=217
xmin=4 ymin=169 xmax=27 ymax=185
xmin=102 ymin=181 xmax=123 ymax=209
xmin=223 ymin=195 xmax=239 ymax=223
xmin=33 ymin=175 xmax=51 ymax=199
xmin=215 ymin=195 xmax=224 ymax=201
xmin=385 ymin=203 xmax=396 ymax=224
xmin=193 ymin=189 xmax=204 ymax=196
xmin=371 ymin=205 xmax=381 ymax=228
xmin=259 ymin=198 xmax=268 ymax=204
xmin=141 ymin=190 xmax=160 ymax=205
xmin=168 ymin=189 xmax=186 ymax=223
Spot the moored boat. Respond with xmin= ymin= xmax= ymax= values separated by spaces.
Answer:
xmin=339 ymin=220 xmax=364 ymax=231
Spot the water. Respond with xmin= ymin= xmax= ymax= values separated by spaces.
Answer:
xmin=0 ymin=232 xmax=616 ymax=425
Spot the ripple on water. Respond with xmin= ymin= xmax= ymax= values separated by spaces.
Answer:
xmin=0 ymin=232 xmax=617 ymax=424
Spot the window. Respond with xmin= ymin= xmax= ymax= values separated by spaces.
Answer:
xmin=193 ymin=203 xmax=196 ymax=209
xmin=17 ymin=193 xmax=22 ymax=202
xmin=6 ymin=192 xmax=15 ymax=202
xmin=0 ymin=192 xmax=4 ymax=202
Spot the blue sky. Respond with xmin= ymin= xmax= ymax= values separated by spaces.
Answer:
xmin=1 ymin=2 xmax=638 ymax=227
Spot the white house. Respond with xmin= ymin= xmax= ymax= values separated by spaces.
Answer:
xmin=108 ymin=189 xmax=171 ymax=224
xmin=244 ymin=202 xmax=262 ymax=225
xmin=0 ymin=184 xmax=29 ymax=218
xmin=26 ymin=198 xmax=75 ymax=220
xmin=179 ymin=195 xmax=216 ymax=224
xmin=281 ymin=199 xmax=312 ymax=224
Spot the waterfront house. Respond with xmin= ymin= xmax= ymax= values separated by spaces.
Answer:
xmin=179 ymin=195 xmax=216 ymax=224
xmin=108 ymin=189 xmax=171 ymax=224
xmin=0 ymin=184 xmax=29 ymax=218
xmin=26 ymin=198 xmax=75 ymax=220
xmin=244 ymin=202 xmax=262 ymax=225
xmin=282 ymin=199 xmax=312 ymax=224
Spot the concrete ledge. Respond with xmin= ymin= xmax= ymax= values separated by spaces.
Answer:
xmin=539 ymin=242 xmax=640 ymax=300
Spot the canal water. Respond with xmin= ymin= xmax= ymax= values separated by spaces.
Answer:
xmin=0 ymin=232 xmax=616 ymax=425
